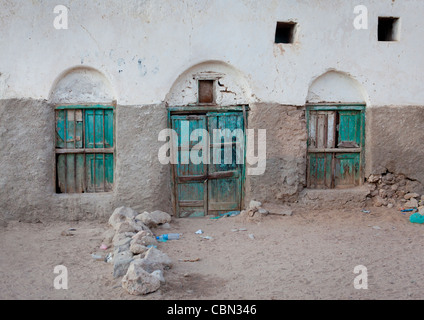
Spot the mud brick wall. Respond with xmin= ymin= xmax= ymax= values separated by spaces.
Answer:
xmin=245 ymin=103 xmax=308 ymax=204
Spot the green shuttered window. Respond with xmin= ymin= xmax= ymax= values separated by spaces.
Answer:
xmin=306 ymin=105 xmax=365 ymax=189
xmin=55 ymin=105 xmax=114 ymax=193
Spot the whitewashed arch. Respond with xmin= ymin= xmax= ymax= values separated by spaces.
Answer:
xmin=49 ymin=66 xmax=116 ymax=104
xmin=306 ymin=70 xmax=368 ymax=105
xmin=165 ymin=60 xmax=252 ymax=106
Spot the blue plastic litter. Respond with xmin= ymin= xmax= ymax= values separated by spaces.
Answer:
xmin=210 ymin=211 xmax=240 ymax=220
xmin=409 ymin=213 xmax=424 ymax=224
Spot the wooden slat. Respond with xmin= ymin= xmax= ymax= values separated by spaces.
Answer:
xmin=178 ymin=200 xmax=204 ymax=207
xmin=178 ymin=175 xmax=207 ymax=182
xmin=308 ymin=148 xmax=362 ymax=153
xmin=208 ymin=171 xmax=238 ymax=179
xmin=55 ymin=148 xmax=114 ymax=154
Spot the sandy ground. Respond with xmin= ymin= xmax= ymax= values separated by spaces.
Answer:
xmin=1 ymin=204 xmax=424 ymax=300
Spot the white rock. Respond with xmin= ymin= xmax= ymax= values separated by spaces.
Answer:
xmin=136 ymin=210 xmax=171 ymax=228
xmin=367 ymin=174 xmax=381 ymax=183
xmin=136 ymin=247 xmax=173 ymax=273
xmin=404 ymin=193 xmax=420 ymax=200
xmin=113 ymin=236 xmax=132 ymax=253
xmin=249 ymin=200 xmax=262 ymax=210
xmin=404 ymin=198 xmax=418 ymax=209
xmin=258 ymin=208 xmax=269 ymax=215
xmin=130 ymin=243 xmax=148 ymax=255
xmin=101 ymin=228 xmax=115 ymax=246
xmin=108 ymin=207 xmax=139 ymax=228
xmin=151 ymin=270 xmax=166 ymax=283
xmin=373 ymin=196 xmax=387 ymax=207
xmin=114 ymin=221 xmax=137 ymax=233
xmin=113 ymin=250 xmax=134 ymax=278
xmin=131 ymin=230 xmax=158 ymax=247
xmin=121 ymin=262 xmax=161 ymax=295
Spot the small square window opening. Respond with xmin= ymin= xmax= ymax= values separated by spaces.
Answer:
xmin=275 ymin=21 xmax=296 ymax=44
xmin=378 ymin=17 xmax=400 ymax=41
xmin=198 ymin=80 xmax=214 ymax=104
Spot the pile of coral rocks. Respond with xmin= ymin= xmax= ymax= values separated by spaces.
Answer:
xmin=101 ymin=206 xmax=174 ymax=295
xmin=366 ymin=172 xmax=424 ymax=211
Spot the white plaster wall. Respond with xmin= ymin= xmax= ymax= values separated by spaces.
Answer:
xmin=306 ymin=70 xmax=368 ymax=104
xmin=0 ymin=0 xmax=423 ymax=106
xmin=50 ymin=67 xmax=116 ymax=103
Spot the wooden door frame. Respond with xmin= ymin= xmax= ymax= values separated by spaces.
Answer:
xmin=167 ymin=104 xmax=249 ymax=217
xmin=305 ymin=103 xmax=366 ymax=189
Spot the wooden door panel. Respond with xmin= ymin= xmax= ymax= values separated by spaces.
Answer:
xmin=207 ymin=112 xmax=244 ymax=214
xmin=171 ymin=115 xmax=207 ymax=217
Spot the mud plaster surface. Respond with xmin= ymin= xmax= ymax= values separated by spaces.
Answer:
xmin=1 ymin=205 xmax=423 ymax=300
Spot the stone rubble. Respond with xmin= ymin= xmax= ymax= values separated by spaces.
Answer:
xmin=365 ymin=172 xmax=424 ymax=211
xmin=104 ymin=201 xmax=295 ymax=295
xmin=103 ymin=206 xmax=173 ymax=295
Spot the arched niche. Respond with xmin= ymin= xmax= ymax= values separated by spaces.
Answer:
xmin=165 ymin=60 xmax=251 ymax=106
xmin=49 ymin=67 xmax=116 ymax=104
xmin=306 ymin=70 xmax=368 ymax=105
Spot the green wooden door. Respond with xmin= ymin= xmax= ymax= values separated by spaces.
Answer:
xmin=171 ymin=111 xmax=245 ymax=217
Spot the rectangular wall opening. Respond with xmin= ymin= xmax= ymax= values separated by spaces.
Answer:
xmin=378 ymin=17 xmax=400 ymax=41
xmin=198 ymin=80 xmax=214 ymax=104
xmin=275 ymin=21 xmax=296 ymax=44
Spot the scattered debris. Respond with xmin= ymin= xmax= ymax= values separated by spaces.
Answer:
xmin=100 ymin=244 xmax=109 ymax=250
xmin=156 ymin=233 xmax=180 ymax=242
xmin=372 ymin=226 xmax=382 ymax=230
xmin=91 ymin=253 xmax=103 ymax=261
xmin=201 ymin=236 xmax=213 ymax=240
xmin=210 ymin=211 xmax=240 ymax=220
xmin=179 ymin=257 xmax=200 ymax=262
xmin=248 ymin=234 xmax=255 ymax=240
xmin=105 ymin=252 xmax=113 ymax=263
xmin=361 ymin=209 xmax=371 ymax=214
xmin=195 ymin=229 xmax=204 ymax=234
xmin=231 ymin=227 xmax=248 ymax=232
xmin=409 ymin=213 xmax=424 ymax=224
xmin=61 ymin=230 xmax=74 ymax=236
xmin=401 ymin=208 xmax=415 ymax=214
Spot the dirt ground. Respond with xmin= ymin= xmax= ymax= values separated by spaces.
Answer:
xmin=1 ymin=204 xmax=424 ymax=300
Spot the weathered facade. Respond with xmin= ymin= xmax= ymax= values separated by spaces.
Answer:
xmin=1 ymin=0 xmax=423 ymax=221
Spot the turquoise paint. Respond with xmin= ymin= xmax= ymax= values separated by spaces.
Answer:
xmin=55 ymin=106 xmax=114 ymax=193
